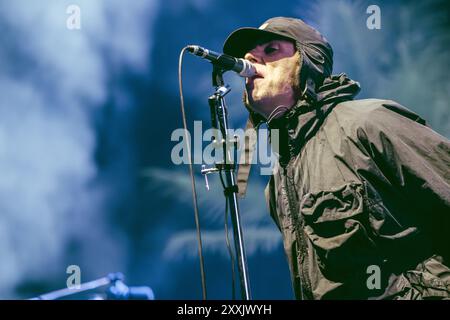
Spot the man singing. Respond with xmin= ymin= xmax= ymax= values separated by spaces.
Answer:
xmin=222 ymin=17 xmax=450 ymax=299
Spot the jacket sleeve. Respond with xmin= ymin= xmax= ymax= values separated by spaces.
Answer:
xmin=356 ymin=100 xmax=450 ymax=260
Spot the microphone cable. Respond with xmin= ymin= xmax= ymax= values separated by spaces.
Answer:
xmin=178 ymin=47 xmax=207 ymax=300
xmin=179 ymin=46 xmax=241 ymax=300
xmin=219 ymin=171 xmax=237 ymax=300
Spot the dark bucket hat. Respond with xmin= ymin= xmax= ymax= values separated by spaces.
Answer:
xmin=223 ymin=17 xmax=334 ymax=84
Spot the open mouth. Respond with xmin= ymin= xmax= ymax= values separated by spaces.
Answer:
xmin=251 ymin=70 xmax=264 ymax=79
xmin=247 ymin=74 xmax=263 ymax=85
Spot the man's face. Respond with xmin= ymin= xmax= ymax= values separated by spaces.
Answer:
xmin=244 ymin=39 xmax=300 ymax=119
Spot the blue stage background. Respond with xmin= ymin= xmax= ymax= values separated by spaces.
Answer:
xmin=0 ymin=0 xmax=449 ymax=299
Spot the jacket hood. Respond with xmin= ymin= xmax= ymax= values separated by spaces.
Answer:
xmin=267 ymin=73 xmax=361 ymax=166
xmin=237 ymin=73 xmax=360 ymax=196
xmin=269 ymin=73 xmax=361 ymax=126
xmin=224 ymin=16 xmax=335 ymax=120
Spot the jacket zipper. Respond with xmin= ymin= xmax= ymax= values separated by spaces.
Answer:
xmin=282 ymin=165 xmax=312 ymax=300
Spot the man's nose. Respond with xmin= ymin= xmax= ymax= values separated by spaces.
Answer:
xmin=244 ymin=51 xmax=263 ymax=64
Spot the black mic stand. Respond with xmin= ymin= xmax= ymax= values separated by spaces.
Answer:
xmin=201 ymin=64 xmax=251 ymax=300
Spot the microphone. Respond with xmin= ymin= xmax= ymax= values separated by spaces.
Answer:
xmin=187 ymin=45 xmax=256 ymax=77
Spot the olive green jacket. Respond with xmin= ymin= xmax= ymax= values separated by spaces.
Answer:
xmin=265 ymin=76 xmax=450 ymax=300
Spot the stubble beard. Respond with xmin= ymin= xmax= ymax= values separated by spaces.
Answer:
xmin=244 ymin=52 xmax=302 ymax=120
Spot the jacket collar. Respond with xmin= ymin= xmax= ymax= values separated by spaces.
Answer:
xmin=267 ymin=73 xmax=361 ymax=166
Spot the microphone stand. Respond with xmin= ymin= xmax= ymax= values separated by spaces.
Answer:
xmin=201 ymin=64 xmax=251 ymax=300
